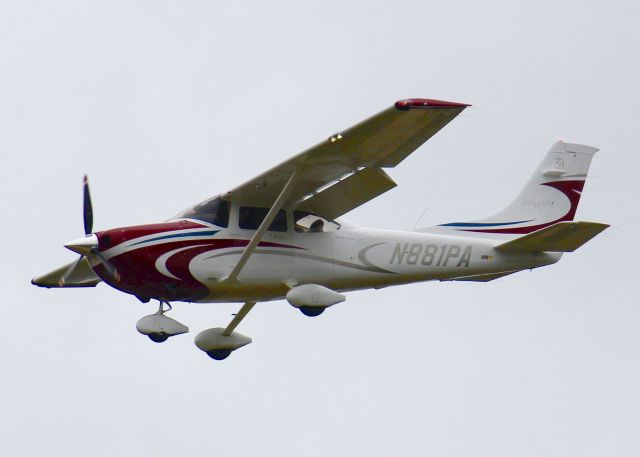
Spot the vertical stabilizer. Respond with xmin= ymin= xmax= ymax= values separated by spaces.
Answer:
xmin=437 ymin=141 xmax=598 ymax=236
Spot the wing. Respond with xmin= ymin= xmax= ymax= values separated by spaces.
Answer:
xmin=224 ymin=98 xmax=469 ymax=219
xmin=31 ymin=257 xmax=102 ymax=288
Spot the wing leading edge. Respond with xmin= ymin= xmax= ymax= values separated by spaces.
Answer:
xmin=32 ymin=257 xmax=101 ymax=288
xmin=224 ymin=98 xmax=469 ymax=218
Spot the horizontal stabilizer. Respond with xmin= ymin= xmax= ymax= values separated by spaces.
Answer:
xmin=32 ymin=257 xmax=101 ymax=288
xmin=495 ymin=221 xmax=609 ymax=253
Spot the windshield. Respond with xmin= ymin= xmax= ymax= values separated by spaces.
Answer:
xmin=175 ymin=197 xmax=230 ymax=227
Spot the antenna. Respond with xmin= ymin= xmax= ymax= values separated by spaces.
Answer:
xmin=412 ymin=206 xmax=429 ymax=231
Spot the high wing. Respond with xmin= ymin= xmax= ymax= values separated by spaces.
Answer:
xmin=32 ymin=257 xmax=101 ymax=288
xmin=224 ymin=98 xmax=469 ymax=219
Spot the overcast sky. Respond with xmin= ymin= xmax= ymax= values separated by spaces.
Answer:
xmin=2 ymin=1 xmax=639 ymax=456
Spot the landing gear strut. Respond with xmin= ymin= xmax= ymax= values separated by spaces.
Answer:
xmin=148 ymin=301 xmax=172 ymax=342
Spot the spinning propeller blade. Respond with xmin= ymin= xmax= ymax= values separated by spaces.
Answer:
xmin=92 ymin=249 xmax=121 ymax=283
xmin=58 ymin=256 xmax=84 ymax=287
xmin=83 ymin=174 xmax=94 ymax=235
xmin=63 ymin=175 xmax=120 ymax=283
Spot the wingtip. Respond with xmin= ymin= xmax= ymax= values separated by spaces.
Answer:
xmin=31 ymin=276 xmax=47 ymax=287
xmin=395 ymin=98 xmax=471 ymax=110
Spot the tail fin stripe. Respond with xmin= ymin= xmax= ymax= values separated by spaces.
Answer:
xmin=455 ymin=180 xmax=585 ymax=234
xmin=440 ymin=220 xmax=533 ymax=228
xmin=425 ymin=142 xmax=599 ymax=238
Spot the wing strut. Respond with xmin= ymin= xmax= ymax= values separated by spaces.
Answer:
xmin=222 ymin=301 xmax=256 ymax=336
xmin=223 ymin=170 xmax=298 ymax=282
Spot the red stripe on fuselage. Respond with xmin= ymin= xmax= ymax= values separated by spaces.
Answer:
xmin=94 ymin=237 xmax=300 ymax=302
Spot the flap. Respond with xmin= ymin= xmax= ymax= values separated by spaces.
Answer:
xmin=297 ymin=167 xmax=397 ymax=219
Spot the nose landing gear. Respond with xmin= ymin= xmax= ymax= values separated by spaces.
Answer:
xmin=136 ymin=301 xmax=189 ymax=343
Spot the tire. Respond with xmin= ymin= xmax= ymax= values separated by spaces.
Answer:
xmin=206 ymin=349 xmax=232 ymax=360
xmin=148 ymin=333 xmax=169 ymax=343
xmin=299 ymin=306 xmax=325 ymax=317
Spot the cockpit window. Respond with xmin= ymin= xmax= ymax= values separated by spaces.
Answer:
xmin=176 ymin=197 xmax=230 ymax=227
xmin=239 ymin=207 xmax=288 ymax=232
xmin=294 ymin=211 xmax=341 ymax=233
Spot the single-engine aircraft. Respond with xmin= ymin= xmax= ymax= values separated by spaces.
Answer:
xmin=32 ymin=98 xmax=609 ymax=360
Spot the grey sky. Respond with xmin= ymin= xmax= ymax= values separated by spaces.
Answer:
xmin=2 ymin=1 xmax=639 ymax=456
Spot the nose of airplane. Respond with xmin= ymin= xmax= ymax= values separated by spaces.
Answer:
xmin=65 ymin=234 xmax=98 ymax=256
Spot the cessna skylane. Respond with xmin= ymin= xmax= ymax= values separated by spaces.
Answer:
xmin=32 ymin=98 xmax=608 ymax=360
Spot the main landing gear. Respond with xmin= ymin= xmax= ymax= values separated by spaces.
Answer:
xmin=135 ymin=284 xmax=347 ymax=360
xmin=136 ymin=301 xmax=189 ymax=343
xmin=286 ymin=284 xmax=345 ymax=317
xmin=195 ymin=302 xmax=255 ymax=361
xmin=135 ymin=300 xmax=253 ymax=361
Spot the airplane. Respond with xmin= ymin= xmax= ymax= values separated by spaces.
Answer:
xmin=32 ymin=98 xmax=609 ymax=360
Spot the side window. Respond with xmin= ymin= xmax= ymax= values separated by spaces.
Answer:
xmin=294 ymin=211 xmax=341 ymax=233
xmin=177 ymin=197 xmax=230 ymax=227
xmin=239 ymin=207 xmax=288 ymax=232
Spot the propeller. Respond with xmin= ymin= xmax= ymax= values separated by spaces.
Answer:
xmin=62 ymin=175 xmax=120 ymax=284
xmin=83 ymin=174 xmax=93 ymax=235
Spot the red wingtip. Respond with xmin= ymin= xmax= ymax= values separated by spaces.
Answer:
xmin=395 ymin=98 xmax=471 ymax=110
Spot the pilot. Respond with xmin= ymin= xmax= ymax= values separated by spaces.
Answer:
xmin=309 ymin=219 xmax=324 ymax=233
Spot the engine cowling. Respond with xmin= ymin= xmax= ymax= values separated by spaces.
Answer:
xmin=286 ymin=284 xmax=346 ymax=313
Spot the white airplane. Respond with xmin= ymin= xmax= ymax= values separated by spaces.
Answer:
xmin=32 ymin=98 xmax=608 ymax=360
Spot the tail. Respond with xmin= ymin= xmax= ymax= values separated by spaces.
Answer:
xmin=432 ymin=141 xmax=600 ymax=238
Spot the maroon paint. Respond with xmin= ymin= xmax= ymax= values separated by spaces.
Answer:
xmin=395 ymin=98 xmax=471 ymax=110
xmin=462 ymin=180 xmax=586 ymax=234
xmin=93 ymin=237 xmax=301 ymax=302
xmin=96 ymin=220 xmax=206 ymax=250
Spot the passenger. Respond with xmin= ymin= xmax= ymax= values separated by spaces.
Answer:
xmin=309 ymin=219 xmax=324 ymax=233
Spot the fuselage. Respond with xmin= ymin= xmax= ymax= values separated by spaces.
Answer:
xmin=89 ymin=212 xmax=560 ymax=304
